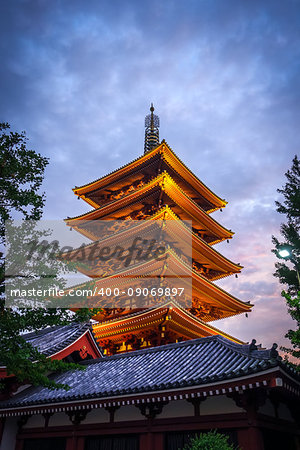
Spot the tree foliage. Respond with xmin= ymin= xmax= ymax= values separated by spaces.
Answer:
xmin=182 ymin=430 xmax=237 ymax=450
xmin=0 ymin=123 xmax=98 ymax=390
xmin=272 ymin=155 xmax=300 ymax=295
xmin=280 ymin=291 xmax=300 ymax=368
xmin=272 ymin=155 xmax=300 ymax=367
xmin=0 ymin=122 xmax=48 ymax=235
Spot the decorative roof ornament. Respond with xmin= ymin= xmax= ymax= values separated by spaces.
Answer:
xmin=144 ymin=103 xmax=160 ymax=154
xmin=248 ymin=338 xmax=258 ymax=354
xmin=270 ymin=342 xmax=280 ymax=360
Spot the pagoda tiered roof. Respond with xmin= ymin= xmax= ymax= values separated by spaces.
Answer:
xmin=73 ymin=141 xmax=227 ymax=213
xmin=63 ymin=248 xmax=251 ymax=321
xmin=66 ymin=172 xmax=233 ymax=245
xmin=92 ymin=300 xmax=244 ymax=350
xmin=62 ymin=206 xmax=241 ymax=281
xmin=62 ymin=111 xmax=253 ymax=349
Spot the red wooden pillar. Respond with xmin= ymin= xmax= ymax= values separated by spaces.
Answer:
xmin=0 ymin=418 xmax=5 ymax=446
xmin=65 ymin=435 xmax=85 ymax=450
xmin=139 ymin=431 xmax=164 ymax=450
xmin=153 ymin=432 xmax=164 ymax=450
xmin=139 ymin=433 xmax=149 ymax=450
xmin=66 ymin=436 xmax=76 ymax=450
xmin=237 ymin=427 xmax=264 ymax=450
xmin=76 ymin=436 xmax=85 ymax=450
xmin=230 ymin=389 xmax=266 ymax=450
xmin=14 ymin=438 xmax=23 ymax=450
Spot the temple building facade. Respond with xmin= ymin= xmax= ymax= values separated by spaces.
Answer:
xmin=0 ymin=106 xmax=299 ymax=450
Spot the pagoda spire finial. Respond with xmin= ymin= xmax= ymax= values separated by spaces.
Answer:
xmin=144 ymin=103 xmax=160 ymax=154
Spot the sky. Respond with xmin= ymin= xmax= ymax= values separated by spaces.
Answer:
xmin=1 ymin=0 xmax=300 ymax=351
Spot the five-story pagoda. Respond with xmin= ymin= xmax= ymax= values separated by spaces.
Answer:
xmin=64 ymin=105 xmax=252 ymax=355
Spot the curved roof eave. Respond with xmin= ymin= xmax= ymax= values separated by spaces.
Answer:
xmin=73 ymin=141 xmax=227 ymax=209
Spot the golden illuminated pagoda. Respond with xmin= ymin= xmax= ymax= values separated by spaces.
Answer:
xmin=64 ymin=105 xmax=252 ymax=354
xmin=2 ymin=107 xmax=298 ymax=450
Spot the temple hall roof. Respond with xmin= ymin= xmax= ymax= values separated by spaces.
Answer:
xmin=1 ymin=335 xmax=297 ymax=412
xmin=22 ymin=322 xmax=102 ymax=358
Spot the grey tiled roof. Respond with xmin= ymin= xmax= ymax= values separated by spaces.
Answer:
xmin=23 ymin=322 xmax=97 ymax=357
xmin=0 ymin=335 xmax=293 ymax=409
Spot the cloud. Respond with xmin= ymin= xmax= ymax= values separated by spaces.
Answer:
xmin=1 ymin=0 xmax=299 ymax=349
